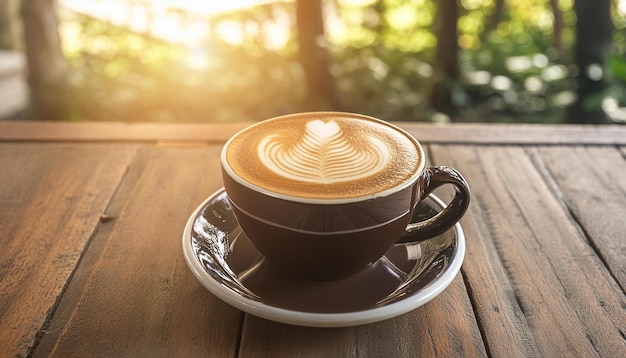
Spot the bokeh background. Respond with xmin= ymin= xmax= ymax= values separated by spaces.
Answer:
xmin=1 ymin=0 xmax=625 ymax=124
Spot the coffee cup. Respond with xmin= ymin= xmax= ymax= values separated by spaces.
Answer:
xmin=221 ymin=112 xmax=470 ymax=281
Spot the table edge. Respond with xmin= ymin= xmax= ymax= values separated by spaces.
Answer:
xmin=1 ymin=120 xmax=625 ymax=145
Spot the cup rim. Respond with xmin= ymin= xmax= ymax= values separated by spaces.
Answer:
xmin=221 ymin=111 xmax=426 ymax=205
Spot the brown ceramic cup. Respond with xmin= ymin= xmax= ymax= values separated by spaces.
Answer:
xmin=221 ymin=112 xmax=470 ymax=281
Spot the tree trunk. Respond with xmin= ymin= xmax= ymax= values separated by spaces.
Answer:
xmin=296 ymin=0 xmax=341 ymax=110
xmin=435 ymin=0 xmax=459 ymax=79
xmin=0 ymin=0 xmax=17 ymax=49
xmin=21 ymin=0 xmax=71 ymax=120
xmin=550 ymin=0 xmax=564 ymax=56
xmin=431 ymin=0 xmax=460 ymax=118
xmin=567 ymin=0 xmax=613 ymax=124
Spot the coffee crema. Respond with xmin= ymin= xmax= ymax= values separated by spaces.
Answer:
xmin=223 ymin=113 xmax=423 ymax=200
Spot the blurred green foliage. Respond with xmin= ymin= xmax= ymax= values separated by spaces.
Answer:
xmin=61 ymin=3 xmax=304 ymax=122
xmin=59 ymin=0 xmax=626 ymax=123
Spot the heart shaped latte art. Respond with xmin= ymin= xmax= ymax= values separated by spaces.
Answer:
xmin=257 ymin=119 xmax=390 ymax=184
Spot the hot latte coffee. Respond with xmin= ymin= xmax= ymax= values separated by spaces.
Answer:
xmin=220 ymin=111 xmax=470 ymax=280
xmin=223 ymin=112 xmax=423 ymax=200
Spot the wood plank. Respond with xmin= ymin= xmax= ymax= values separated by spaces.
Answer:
xmin=238 ymin=275 xmax=486 ymax=357
xmin=0 ymin=120 xmax=252 ymax=143
xmin=32 ymin=145 xmax=243 ymax=357
xmin=429 ymin=145 xmax=626 ymax=357
xmin=401 ymin=123 xmax=626 ymax=145
xmin=426 ymin=147 xmax=540 ymax=358
xmin=534 ymin=146 xmax=626 ymax=290
xmin=0 ymin=143 xmax=136 ymax=358
xmin=2 ymin=120 xmax=626 ymax=145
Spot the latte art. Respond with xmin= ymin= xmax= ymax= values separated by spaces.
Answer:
xmin=258 ymin=120 xmax=390 ymax=184
xmin=223 ymin=113 xmax=423 ymax=200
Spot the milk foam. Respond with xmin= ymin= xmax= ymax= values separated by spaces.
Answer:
xmin=257 ymin=119 xmax=390 ymax=184
xmin=223 ymin=113 xmax=423 ymax=200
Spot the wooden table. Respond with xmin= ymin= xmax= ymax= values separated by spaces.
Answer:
xmin=1 ymin=120 xmax=626 ymax=357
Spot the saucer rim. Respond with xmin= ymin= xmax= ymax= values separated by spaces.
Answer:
xmin=182 ymin=188 xmax=465 ymax=328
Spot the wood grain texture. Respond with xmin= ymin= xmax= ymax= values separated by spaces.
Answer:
xmin=427 ymin=146 xmax=540 ymax=358
xmin=1 ymin=122 xmax=625 ymax=357
xmin=0 ymin=143 xmax=136 ymax=358
xmin=31 ymin=146 xmax=243 ymax=357
xmin=238 ymin=277 xmax=486 ymax=357
xmin=430 ymin=145 xmax=626 ymax=357
xmin=0 ymin=120 xmax=252 ymax=143
xmin=534 ymin=146 xmax=626 ymax=291
xmin=2 ymin=120 xmax=626 ymax=145
xmin=401 ymin=123 xmax=626 ymax=145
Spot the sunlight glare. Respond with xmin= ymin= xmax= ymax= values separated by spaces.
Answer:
xmin=185 ymin=47 xmax=211 ymax=71
xmin=338 ymin=0 xmax=377 ymax=6
xmin=524 ymin=77 xmax=543 ymax=92
xmin=619 ymin=0 xmax=626 ymax=15
xmin=506 ymin=56 xmax=532 ymax=72
xmin=264 ymin=21 xmax=291 ymax=51
xmin=216 ymin=21 xmax=245 ymax=46
xmin=549 ymin=91 xmax=576 ymax=107
xmin=60 ymin=0 xmax=290 ymax=47
xmin=128 ymin=7 xmax=149 ymax=34
xmin=602 ymin=97 xmax=626 ymax=122
xmin=491 ymin=76 xmax=513 ymax=91
xmin=541 ymin=65 xmax=568 ymax=81
xmin=532 ymin=54 xmax=548 ymax=68
xmin=465 ymin=70 xmax=491 ymax=85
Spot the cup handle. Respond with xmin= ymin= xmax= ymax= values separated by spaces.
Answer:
xmin=398 ymin=166 xmax=470 ymax=243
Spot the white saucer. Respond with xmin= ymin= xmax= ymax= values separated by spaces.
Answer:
xmin=182 ymin=188 xmax=465 ymax=327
